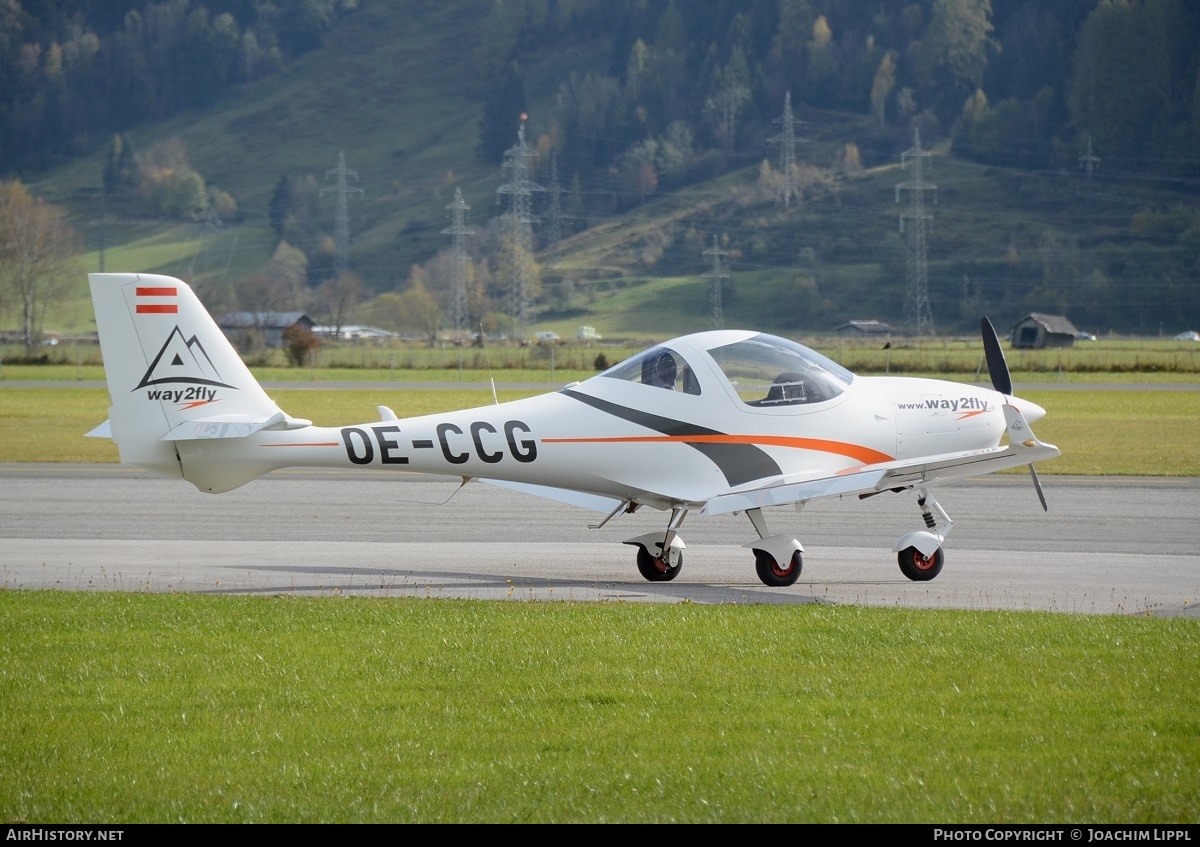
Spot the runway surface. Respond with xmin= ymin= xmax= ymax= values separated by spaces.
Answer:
xmin=2 ymin=464 xmax=1197 ymax=617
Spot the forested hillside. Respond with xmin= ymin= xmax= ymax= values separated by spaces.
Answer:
xmin=1 ymin=0 xmax=1198 ymax=339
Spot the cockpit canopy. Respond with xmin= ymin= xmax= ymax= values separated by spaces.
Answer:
xmin=707 ymin=334 xmax=853 ymax=406
xmin=596 ymin=333 xmax=852 ymax=406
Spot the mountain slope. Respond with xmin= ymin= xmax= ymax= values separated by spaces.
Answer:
xmin=18 ymin=1 xmax=1200 ymax=338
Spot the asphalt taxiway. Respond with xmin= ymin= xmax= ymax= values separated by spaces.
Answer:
xmin=2 ymin=465 xmax=1197 ymax=616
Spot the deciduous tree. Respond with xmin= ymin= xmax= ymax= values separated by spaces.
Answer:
xmin=393 ymin=271 xmax=443 ymax=346
xmin=0 ymin=180 xmax=79 ymax=354
xmin=924 ymin=0 xmax=997 ymax=119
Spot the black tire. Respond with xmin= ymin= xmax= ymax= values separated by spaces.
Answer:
xmin=897 ymin=546 xmax=944 ymax=581
xmin=754 ymin=549 xmax=802 ymax=587
xmin=636 ymin=545 xmax=682 ymax=582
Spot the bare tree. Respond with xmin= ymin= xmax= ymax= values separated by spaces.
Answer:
xmin=0 ymin=181 xmax=79 ymax=354
xmin=315 ymin=270 xmax=363 ymax=338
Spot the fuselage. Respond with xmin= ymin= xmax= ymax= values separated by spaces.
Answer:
xmin=175 ymin=330 xmax=1044 ymax=507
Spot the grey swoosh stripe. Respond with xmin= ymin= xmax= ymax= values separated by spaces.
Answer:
xmin=560 ymin=388 xmax=781 ymax=487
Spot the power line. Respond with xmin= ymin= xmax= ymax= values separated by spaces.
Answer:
xmin=1079 ymin=134 xmax=1100 ymax=228
xmin=769 ymin=92 xmax=807 ymax=208
xmin=702 ymin=234 xmax=729 ymax=330
xmin=496 ymin=119 xmax=543 ymax=336
xmin=544 ymin=152 xmax=564 ymax=253
xmin=441 ymin=187 xmax=474 ymax=337
xmin=322 ymin=150 xmax=363 ymax=278
xmin=896 ymin=127 xmax=936 ymax=337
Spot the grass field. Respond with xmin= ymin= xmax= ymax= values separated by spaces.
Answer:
xmin=6 ymin=337 xmax=1200 ymax=376
xmin=1 ymin=592 xmax=1196 ymax=823
xmin=1 ymin=384 xmax=1197 ymax=475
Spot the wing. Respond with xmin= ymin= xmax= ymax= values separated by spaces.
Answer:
xmin=702 ymin=404 xmax=1059 ymax=517
xmin=477 ymin=478 xmax=625 ymax=513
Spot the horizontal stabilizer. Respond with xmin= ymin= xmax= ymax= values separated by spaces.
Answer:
xmin=162 ymin=412 xmax=312 ymax=441
xmin=85 ymin=420 xmax=112 ymax=439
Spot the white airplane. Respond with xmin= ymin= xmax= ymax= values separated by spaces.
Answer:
xmin=87 ymin=272 xmax=1059 ymax=586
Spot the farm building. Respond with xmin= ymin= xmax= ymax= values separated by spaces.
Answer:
xmin=1009 ymin=313 xmax=1079 ymax=350
xmin=834 ymin=320 xmax=893 ymax=337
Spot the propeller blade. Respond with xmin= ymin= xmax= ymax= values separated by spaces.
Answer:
xmin=1029 ymin=464 xmax=1048 ymax=512
xmin=980 ymin=316 xmax=1013 ymax=396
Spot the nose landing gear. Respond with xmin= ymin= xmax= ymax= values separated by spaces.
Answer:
xmin=892 ymin=489 xmax=953 ymax=581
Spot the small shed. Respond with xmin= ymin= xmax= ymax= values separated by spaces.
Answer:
xmin=834 ymin=319 xmax=894 ymax=337
xmin=1009 ymin=313 xmax=1078 ymax=350
xmin=218 ymin=311 xmax=313 ymax=350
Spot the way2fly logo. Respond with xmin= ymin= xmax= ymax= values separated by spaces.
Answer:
xmin=895 ymin=394 xmax=995 ymax=419
xmin=133 ymin=325 xmax=237 ymax=409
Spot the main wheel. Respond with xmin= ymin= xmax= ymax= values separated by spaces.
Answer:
xmin=754 ymin=549 xmax=802 ymax=587
xmin=897 ymin=546 xmax=944 ymax=581
xmin=636 ymin=546 xmax=682 ymax=582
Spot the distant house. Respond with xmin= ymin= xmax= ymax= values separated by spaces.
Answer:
xmin=834 ymin=319 xmax=893 ymax=337
xmin=217 ymin=311 xmax=313 ymax=350
xmin=1009 ymin=313 xmax=1079 ymax=350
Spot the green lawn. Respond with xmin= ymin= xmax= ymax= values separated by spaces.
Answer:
xmin=1 ymin=592 xmax=1195 ymax=823
xmin=1 ymin=384 xmax=1196 ymax=475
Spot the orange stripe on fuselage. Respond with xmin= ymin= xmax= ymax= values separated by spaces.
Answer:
xmin=540 ymin=434 xmax=893 ymax=465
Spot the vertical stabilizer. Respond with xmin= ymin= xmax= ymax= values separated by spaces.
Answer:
xmin=89 ymin=273 xmax=284 ymax=482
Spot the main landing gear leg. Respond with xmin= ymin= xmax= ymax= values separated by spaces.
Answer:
xmin=625 ymin=507 xmax=687 ymax=582
xmin=892 ymin=488 xmax=953 ymax=581
xmin=742 ymin=507 xmax=804 ymax=587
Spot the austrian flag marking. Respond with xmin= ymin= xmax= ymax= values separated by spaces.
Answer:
xmin=135 ymin=286 xmax=177 ymax=314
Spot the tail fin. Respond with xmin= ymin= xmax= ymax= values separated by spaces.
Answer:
xmin=89 ymin=273 xmax=298 ymax=490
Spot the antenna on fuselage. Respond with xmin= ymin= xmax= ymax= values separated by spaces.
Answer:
xmin=480 ymin=321 xmax=499 ymax=405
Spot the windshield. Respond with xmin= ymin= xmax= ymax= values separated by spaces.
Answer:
xmin=707 ymin=334 xmax=852 ymax=406
xmin=597 ymin=346 xmax=702 ymax=395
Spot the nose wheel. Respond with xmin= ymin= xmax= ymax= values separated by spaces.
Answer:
xmin=897 ymin=545 xmax=944 ymax=581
